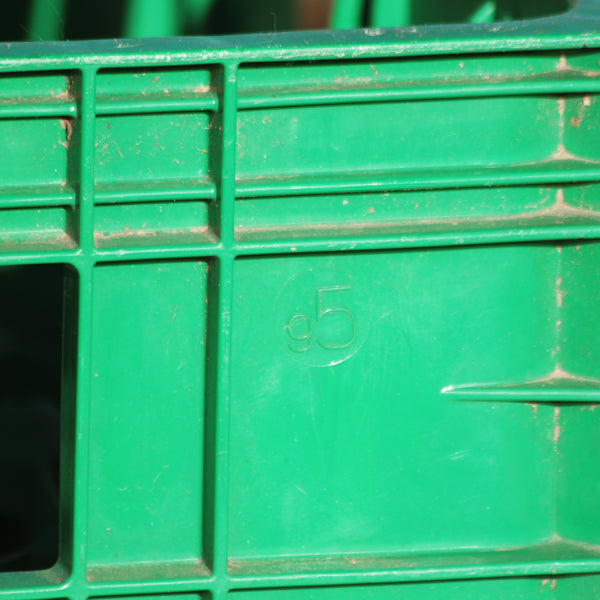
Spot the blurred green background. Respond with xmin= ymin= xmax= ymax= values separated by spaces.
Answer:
xmin=0 ymin=0 xmax=570 ymax=42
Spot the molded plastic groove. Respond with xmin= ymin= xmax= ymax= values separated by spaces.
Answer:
xmin=235 ymin=162 xmax=600 ymax=198
xmin=94 ymin=180 xmax=218 ymax=204
xmin=0 ymin=250 xmax=80 ymax=267
xmin=226 ymin=547 xmax=600 ymax=587
xmin=211 ymin=62 xmax=239 ymax=586
xmin=0 ymin=186 xmax=76 ymax=209
xmin=237 ymin=76 xmax=600 ymax=109
xmin=70 ymin=67 xmax=97 ymax=585
xmin=96 ymin=96 xmax=219 ymax=115
xmin=0 ymin=103 xmax=78 ymax=118
xmin=443 ymin=369 xmax=600 ymax=402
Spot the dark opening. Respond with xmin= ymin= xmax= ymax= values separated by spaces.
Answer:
xmin=0 ymin=265 xmax=63 ymax=572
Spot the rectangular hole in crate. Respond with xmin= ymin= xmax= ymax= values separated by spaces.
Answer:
xmin=0 ymin=264 xmax=65 ymax=573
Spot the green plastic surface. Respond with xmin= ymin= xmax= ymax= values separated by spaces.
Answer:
xmin=1 ymin=1 xmax=600 ymax=599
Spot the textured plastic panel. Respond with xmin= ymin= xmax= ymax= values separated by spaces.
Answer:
xmin=0 ymin=2 xmax=600 ymax=600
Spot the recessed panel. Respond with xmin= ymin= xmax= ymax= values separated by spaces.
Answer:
xmin=0 ymin=118 xmax=71 ymax=189
xmin=95 ymin=113 xmax=211 ymax=189
xmin=236 ymin=97 xmax=560 ymax=184
xmin=230 ymin=246 xmax=558 ymax=565
xmin=88 ymin=261 xmax=208 ymax=575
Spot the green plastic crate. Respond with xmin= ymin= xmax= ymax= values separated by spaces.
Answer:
xmin=2 ymin=0 xmax=600 ymax=598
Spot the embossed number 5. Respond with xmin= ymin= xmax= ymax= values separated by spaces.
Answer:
xmin=316 ymin=286 xmax=355 ymax=349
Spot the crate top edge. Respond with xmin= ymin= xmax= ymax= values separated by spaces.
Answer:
xmin=0 ymin=2 xmax=599 ymax=70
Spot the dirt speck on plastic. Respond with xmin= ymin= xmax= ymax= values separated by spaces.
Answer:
xmin=526 ymin=402 xmax=538 ymax=415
